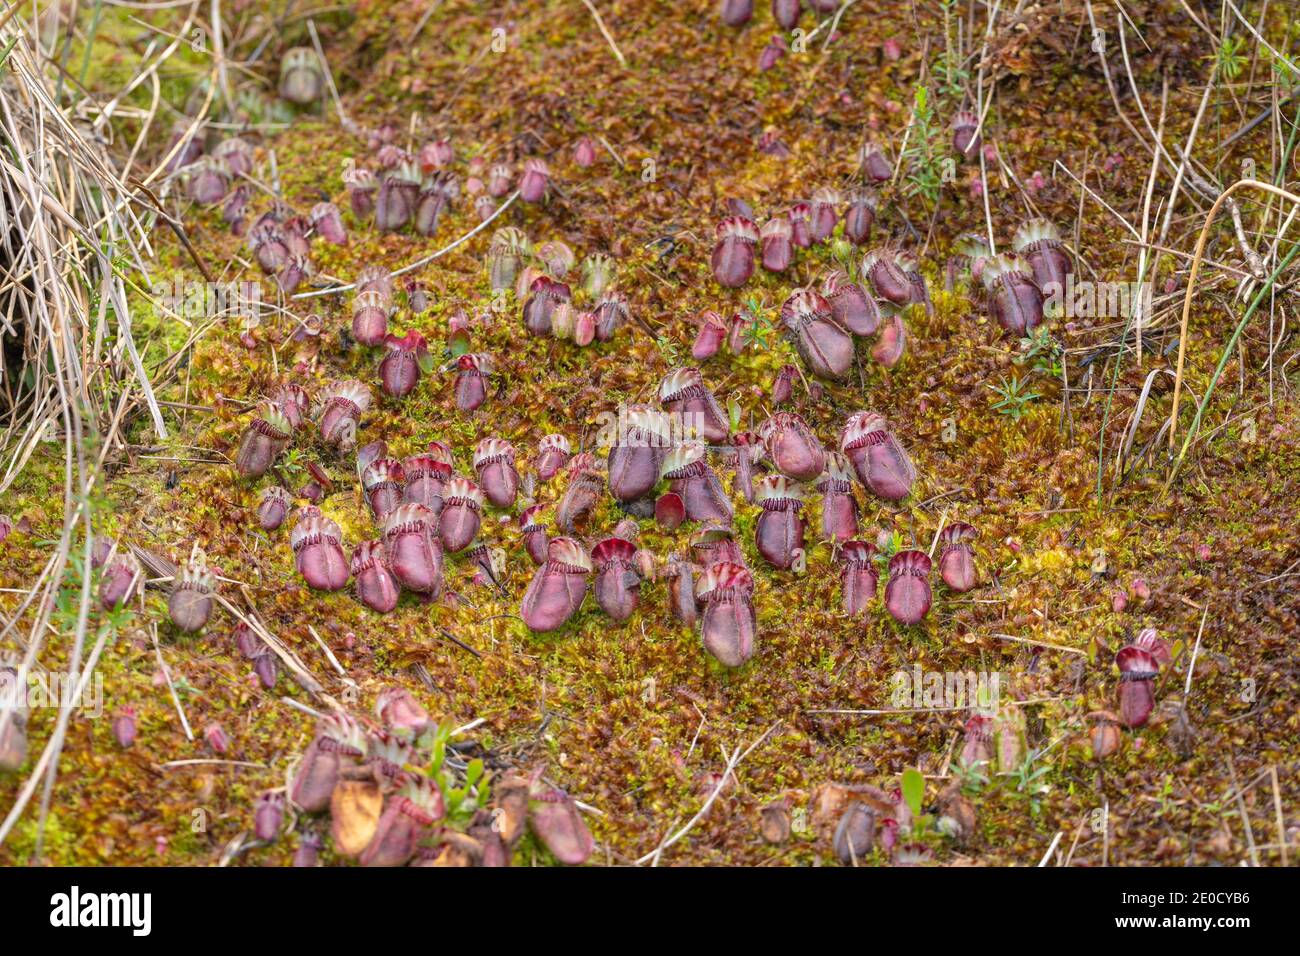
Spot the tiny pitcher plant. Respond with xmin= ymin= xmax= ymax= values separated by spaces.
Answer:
xmin=1012 ymin=219 xmax=1073 ymax=313
xmin=937 ymin=522 xmax=978 ymax=592
xmin=257 ymin=485 xmax=291 ymax=531
xmin=753 ymin=475 xmax=806 ymax=571
xmin=359 ymin=776 xmax=446 ymax=868
xmin=519 ymin=504 xmax=550 ymax=565
xmin=403 ymin=443 xmax=454 ymax=512
xmin=729 ymin=431 xmax=765 ymax=503
xmin=344 ymin=166 xmax=378 ymax=218
xmin=414 ymin=172 xmax=459 ymax=236
xmin=872 ymin=313 xmax=907 ymax=369
xmin=168 ymin=546 xmax=215 ymax=633
xmin=692 ymin=310 xmax=728 ymax=362
xmin=521 ymin=537 xmax=592 ymax=633
xmin=840 ymin=412 xmax=916 ymax=501
xmin=279 ymin=47 xmax=324 ymax=104
xmin=378 ymin=331 xmax=430 ymax=398
xmin=454 ymin=353 xmax=494 ymax=413
xmin=271 ymin=383 xmax=310 ymax=429
xmin=362 ymin=457 xmax=406 ymax=522
xmin=518 ymin=158 xmax=551 ymax=203
xmin=884 ymin=550 xmax=933 ymax=624
xmin=822 ymin=269 xmax=882 ymax=337
xmin=982 ymin=254 xmax=1045 ymax=336
xmin=666 ymin=553 xmax=697 ymax=625
xmin=838 ymin=540 xmax=879 ymax=614
xmin=534 ymin=433 xmax=572 ymax=481
xmin=310 ymin=201 xmax=347 ymax=245
xmin=787 ymin=202 xmax=813 ymax=247
xmin=807 ymin=187 xmax=840 ymax=243
xmin=659 ymin=367 xmax=730 ymax=444
xmin=522 ymin=275 xmax=572 ymax=336
xmin=351 ymin=540 xmax=401 ymax=613
xmin=592 ymin=535 xmax=642 ymax=622
xmin=556 ymin=452 xmax=606 ymax=533
xmin=656 ymin=492 xmax=686 ymax=530
xmin=291 ymin=507 xmax=350 ymax=591
xmin=861 ymin=248 xmax=914 ymax=307
xmin=236 ymin=402 xmax=292 ymax=478
xmin=695 ymin=562 xmax=757 ymax=668
xmin=720 ymin=0 xmax=755 ymax=27
xmin=487 ymin=227 xmax=531 ymax=291
xmin=692 ymin=525 xmax=747 ymax=569
xmin=760 ymin=217 xmax=794 ymax=272
xmin=439 ymin=478 xmax=483 ymax=554
xmin=351 ymin=289 xmax=391 ymax=347
xmin=817 ymin=452 xmax=861 ymax=543
xmin=593 ymin=289 xmax=630 ymax=342
xmin=381 ymin=503 xmax=444 ymax=596
xmin=314 ymin=381 xmax=372 ymax=453
xmin=99 ymin=554 xmax=141 ymax=611
xmin=951 ymin=110 xmax=981 ymax=161
xmin=781 ymin=288 xmax=853 ymax=380
xmin=487 ymin=163 xmax=514 ymax=199
xmin=527 ymin=771 xmax=594 ymax=865
xmin=771 ymin=363 xmax=798 ymax=405
xmin=375 ymin=161 xmax=422 ymax=232
xmin=859 ymin=141 xmax=893 ymax=183
xmin=711 ymin=216 xmax=759 ymax=288
xmin=760 ymin=412 xmax=826 ymax=482
xmin=474 ymin=438 xmax=521 ymax=509
xmin=661 ymin=442 xmax=734 ymax=526
xmin=290 ymin=713 xmax=366 ymax=812
xmin=1115 ymin=628 xmax=1170 ymax=728
xmin=843 ymin=188 xmax=878 ymax=245
xmin=607 ymin=406 xmax=671 ymax=503
xmin=960 ymin=714 xmax=994 ymax=769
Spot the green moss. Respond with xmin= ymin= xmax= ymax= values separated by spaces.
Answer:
xmin=2 ymin=0 xmax=1296 ymax=868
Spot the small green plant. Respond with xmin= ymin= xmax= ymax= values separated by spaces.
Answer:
xmin=278 ymin=446 xmax=310 ymax=486
xmin=901 ymin=766 xmax=925 ymax=818
xmin=170 ymin=675 xmax=202 ymax=700
xmin=952 ymin=759 xmax=989 ymax=795
xmin=727 ymin=395 xmax=744 ymax=431
xmin=902 ymin=86 xmax=947 ymax=203
xmin=41 ymin=531 xmax=134 ymax=637
xmin=930 ymin=50 xmax=970 ymax=101
xmin=1014 ymin=326 xmax=1063 ymax=378
xmin=1272 ymin=55 xmax=1300 ymax=95
xmin=934 ymin=0 xmax=970 ymax=100
xmin=988 ymin=374 xmax=1042 ymax=420
xmin=876 ymin=529 xmax=906 ymax=560
xmin=739 ymin=294 xmax=778 ymax=350
xmin=654 ymin=335 xmax=681 ymax=366
xmin=1212 ymin=35 xmax=1248 ymax=81
xmin=830 ymin=239 xmax=859 ymax=278
xmin=425 ymin=722 xmax=490 ymax=827
xmin=1154 ymin=774 xmax=1176 ymax=818
xmin=1010 ymin=752 xmax=1052 ymax=817
xmin=897 ymin=766 xmax=950 ymax=845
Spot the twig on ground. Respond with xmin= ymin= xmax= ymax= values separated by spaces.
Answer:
xmin=634 ymin=722 xmax=780 ymax=865
xmin=579 ymin=0 xmax=626 ymax=69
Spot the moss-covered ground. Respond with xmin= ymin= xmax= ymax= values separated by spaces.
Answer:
xmin=1 ymin=0 xmax=1297 ymax=865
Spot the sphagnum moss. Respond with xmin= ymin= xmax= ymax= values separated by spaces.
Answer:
xmin=0 ymin=0 xmax=1296 ymax=867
